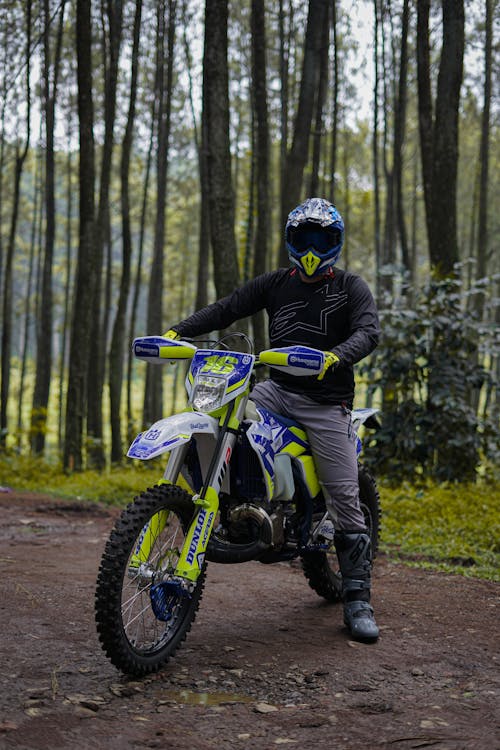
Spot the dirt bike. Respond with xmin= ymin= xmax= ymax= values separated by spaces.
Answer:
xmin=95 ymin=333 xmax=381 ymax=676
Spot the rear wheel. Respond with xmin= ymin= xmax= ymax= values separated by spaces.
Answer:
xmin=95 ymin=484 xmax=204 ymax=676
xmin=301 ymin=465 xmax=381 ymax=602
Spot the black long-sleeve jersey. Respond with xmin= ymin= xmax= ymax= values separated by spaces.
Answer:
xmin=173 ymin=268 xmax=380 ymax=406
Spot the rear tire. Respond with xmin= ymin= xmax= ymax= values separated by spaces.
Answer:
xmin=95 ymin=484 xmax=204 ymax=676
xmin=301 ymin=464 xmax=381 ymax=602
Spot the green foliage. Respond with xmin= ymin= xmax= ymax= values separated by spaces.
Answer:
xmin=0 ymin=454 xmax=166 ymax=506
xmin=380 ymin=479 xmax=500 ymax=581
xmin=360 ymin=275 xmax=500 ymax=482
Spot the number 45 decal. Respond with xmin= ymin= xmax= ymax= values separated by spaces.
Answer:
xmin=201 ymin=354 xmax=239 ymax=374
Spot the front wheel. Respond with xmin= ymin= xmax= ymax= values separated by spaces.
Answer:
xmin=95 ymin=484 xmax=204 ymax=676
xmin=301 ymin=465 xmax=381 ymax=602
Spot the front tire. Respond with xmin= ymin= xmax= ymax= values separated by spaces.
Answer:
xmin=95 ymin=484 xmax=205 ymax=676
xmin=301 ymin=465 xmax=381 ymax=602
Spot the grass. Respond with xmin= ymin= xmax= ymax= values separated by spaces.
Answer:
xmin=379 ymin=479 xmax=500 ymax=582
xmin=1 ymin=454 xmax=499 ymax=581
xmin=0 ymin=453 xmax=165 ymax=506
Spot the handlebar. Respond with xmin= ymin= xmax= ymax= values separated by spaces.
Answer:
xmin=133 ymin=335 xmax=326 ymax=376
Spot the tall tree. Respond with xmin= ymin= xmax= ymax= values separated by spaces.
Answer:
xmin=87 ymin=0 xmax=124 ymax=467
xmin=372 ymin=0 xmax=382 ymax=301
xmin=280 ymin=0 xmax=329 ymax=266
xmin=31 ymin=0 xmax=67 ymax=454
xmin=329 ymin=0 xmax=339 ymax=202
xmin=64 ymin=0 xmax=96 ymax=470
xmin=394 ymin=0 xmax=410 ymax=281
xmin=278 ymin=0 xmax=290 ymax=245
xmin=143 ymin=0 xmax=176 ymax=425
xmin=474 ymin=0 xmax=492 ymax=320
xmin=202 ymin=0 xmax=240 ymax=299
xmin=417 ymin=0 xmax=465 ymax=275
xmin=126 ymin=94 xmax=155 ymax=440
xmin=109 ymin=0 xmax=142 ymax=463
xmin=0 ymin=1 xmax=32 ymax=448
xmin=181 ymin=0 xmax=209 ymax=311
xmin=251 ymin=0 xmax=270 ymax=353
xmin=309 ymin=8 xmax=329 ymax=196
xmin=379 ymin=0 xmax=410 ymax=296
xmin=59 ymin=123 xmax=75 ymax=451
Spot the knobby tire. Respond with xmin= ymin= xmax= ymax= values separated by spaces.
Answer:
xmin=95 ymin=484 xmax=205 ymax=676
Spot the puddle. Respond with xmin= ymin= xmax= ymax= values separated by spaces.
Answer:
xmin=156 ymin=689 xmax=252 ymax=706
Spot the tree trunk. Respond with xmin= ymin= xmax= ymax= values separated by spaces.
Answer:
xmin=126 ymin=93 xmax=156 ymax=441
xmin=417 ymin=0 xmax=464 ymax=276
xmin=143 ymin=0 xmax=176 ymax=426
xmin=202 ymin=0 xmax=240 ymax=300
xmin=280 ymin=0 xmax=329 ymax=267
xmin=429 ymin=0 xmax=464 ymax=275
xmin=31 ymin=0 xmax=66 ymax=454
xmin=278 ymin=0 xmax=289 ymax=263
xmin=381 ymin=5 xmax=394 ymax=296
xmin=329 ymin=0 xmax=339 ymax=202
xmin=109 ymin=0 xmax=142 ymax=463
xmin=394 ymin=0 xmax=409 ymax=279
xmin=87 ymin=0 xmax=123 ymax=468
xmin=416 ymin=0 xmax=433 ymax=252
xmin=309 ymin=10 xmax=329 ymax=197
xmin=181 ymin=0 xmax=209 ymax=311
xmin=59 ymin=131 xmax=74 ymax=451
xmin=251 ymin=0 xmax=270 ymax=353
xmin=18 ymin=149 xmax=41 ymax=449
xmin=64 ymin=0 xmax=96 ymax=471
xmin=0 ymin=1 xmax=31 ymax=449
xmin=474 ymin=0 xmax=492 ymax=319
xmin=372 ymin=0 xmax=382 ymax=302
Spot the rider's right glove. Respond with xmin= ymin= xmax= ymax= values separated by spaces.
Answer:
xmin=317 ymin=351 xmax=341 ymax=381
xmin=162 ymin=328 xmax=180 ymax=340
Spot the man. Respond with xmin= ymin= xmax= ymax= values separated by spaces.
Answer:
xmin=165 ymin=197 xmax=380 ymax=641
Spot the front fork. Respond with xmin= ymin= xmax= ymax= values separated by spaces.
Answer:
xmin=134 ymin=395 xmax=248 ymax=588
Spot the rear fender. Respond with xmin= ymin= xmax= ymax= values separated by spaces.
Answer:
xmin=351 ymin=407 xmax=381 ymax=432
xmin=351 ymin=407 xmax=380 ymax=458
xmin=127 ymin=412 xmax=219 ymax=460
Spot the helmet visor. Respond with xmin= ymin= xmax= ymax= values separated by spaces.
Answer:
xmin=288 ymin=224 xmax=342 ymax=255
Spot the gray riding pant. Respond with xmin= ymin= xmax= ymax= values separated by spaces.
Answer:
xmin=250 ymin=380 xmax=366 ymax=531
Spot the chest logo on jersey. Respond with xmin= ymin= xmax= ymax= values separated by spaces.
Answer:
xmin=270 ymin=292 xmax=348 ymax=340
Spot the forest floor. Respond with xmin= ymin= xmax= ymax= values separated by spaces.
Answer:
xmin=0 ymin=491 xmax=498 ymax=750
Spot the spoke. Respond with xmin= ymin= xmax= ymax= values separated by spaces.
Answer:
xmin=121 ymin=584 xmax=149 ymax=620
xmin=120 ymin=509 xmax=188 ymax=652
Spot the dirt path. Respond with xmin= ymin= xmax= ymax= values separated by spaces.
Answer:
xmin=0 ymin=491 xmax=498 ymax=750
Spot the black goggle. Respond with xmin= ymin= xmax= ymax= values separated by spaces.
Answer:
xmin=288 ymin=225 xmax=341 ymax=254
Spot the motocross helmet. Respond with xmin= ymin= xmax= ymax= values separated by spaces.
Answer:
xmin=285 ymin=197 xmax=344 ymax=278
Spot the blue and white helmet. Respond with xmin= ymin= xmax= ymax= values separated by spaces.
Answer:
xmin=285 ymin=197 xmax=344 ymax=278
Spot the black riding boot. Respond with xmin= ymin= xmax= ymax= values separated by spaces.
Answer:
xmin=334 ymin=530 xmax=379 ymax=642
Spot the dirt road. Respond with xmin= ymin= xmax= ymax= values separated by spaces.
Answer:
xmin=0 ymin=492 xmax=498 ymax=750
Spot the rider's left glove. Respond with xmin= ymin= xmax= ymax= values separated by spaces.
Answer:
xmin=317 ymin=351 xmax=341 ymax=381
xmin=162 ymin=328 xmax=181 ymax=340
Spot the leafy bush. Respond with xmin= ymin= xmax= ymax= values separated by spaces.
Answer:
xmin=360 ymin=275 xmax=499 ymax=482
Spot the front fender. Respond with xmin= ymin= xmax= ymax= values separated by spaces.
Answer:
xmin=127 ymin=411 xmax=219 ymax=460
